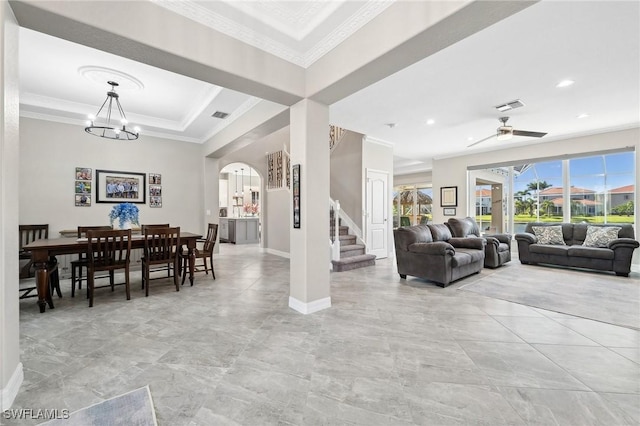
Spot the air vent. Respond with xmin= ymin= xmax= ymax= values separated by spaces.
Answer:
xmin=495 ymin=99 xmax=525 ymax=112
xmin=211 ymin=111 xmax=229 ymax=119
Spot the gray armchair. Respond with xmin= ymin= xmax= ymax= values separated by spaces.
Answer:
xmin=393 ymin=224 xmax=485 ymax=287
xmin=447 ymin=217 xmax=512 ymax=268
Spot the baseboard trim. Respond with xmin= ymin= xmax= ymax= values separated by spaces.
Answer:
xmin=289 ymin=296 xmax=331 ymax=314
xmin=1 ymin=362 xmax=23 ymax=410
xmin=261 ymin=248 xmax=290 ymax=259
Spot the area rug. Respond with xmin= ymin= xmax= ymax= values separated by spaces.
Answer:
xmin=459 ymin=264 xmax=640 ymax=330
xmin=40 ymin=386 xmax=157 ymax=426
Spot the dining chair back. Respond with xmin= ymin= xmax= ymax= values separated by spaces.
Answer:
xmin=70 ymin=225 xmax=113 ymax=297
xmin=86 ymin=229 xmax=132 ymax=307
xmin=140 ymin=224 xmax=173 ymax=277
xmin=142 ymin=226 xmax=181 ymax=296
xmin=181 ymin=223 xmax=218 ymax=284
xmin=18 ymin=224 xmax=61 ymax=299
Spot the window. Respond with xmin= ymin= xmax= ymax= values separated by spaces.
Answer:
xmin=472 ymin=150 xmax=634 ymax=234
xmin=393 ymin=184 xmax=432 ymax=227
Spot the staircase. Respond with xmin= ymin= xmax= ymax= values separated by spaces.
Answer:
xmin=330 ymin=217 xmax=376 ymax=272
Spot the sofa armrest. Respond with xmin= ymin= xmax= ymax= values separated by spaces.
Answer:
xmin=608 ymin=238 xmax=640 ymax=250
xmin=408 ymin=241 xmax=455 ymax=256
xmin=491 ymin=234 xmax=512 ymax=245
xmin=449 ymin=237 xmax=485 ymax=250
xmin=515 ymin=232 xmax=537 ymax=244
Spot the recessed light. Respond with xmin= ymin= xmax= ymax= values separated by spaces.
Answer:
xmin=467 ymin=137 xmax=474 ymax=141
xmin=556 ymin=79 xmax=575 ymax=88
xmin=426 ymin=119 xmax=435 ymax=125
xmin=577 ymin=113 xmax=589 ymax=119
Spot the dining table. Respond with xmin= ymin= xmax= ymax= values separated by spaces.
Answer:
xmin=23 ymin=231 xmax=203 ymax=313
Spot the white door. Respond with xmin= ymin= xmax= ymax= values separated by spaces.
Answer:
xmin=366 ymin=170 xmax=388 ymax=259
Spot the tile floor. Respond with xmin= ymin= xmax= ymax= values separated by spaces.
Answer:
xmin=6 ymin=244 xmax=640 ymax=425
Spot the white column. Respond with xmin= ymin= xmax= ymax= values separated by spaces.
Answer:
xmin=1 ymin=1 xmax=22 ymax=410
xmin=203 ymin=156 xmax=220 ymax=234
xmin=289 ymin=99 xmax=331 ymax=314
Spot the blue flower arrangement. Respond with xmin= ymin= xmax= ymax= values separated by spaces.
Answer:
xmin=109 ymin=203 xmax=140 ymax=229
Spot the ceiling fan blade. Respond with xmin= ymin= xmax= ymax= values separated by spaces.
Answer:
xmin=467 ymin=134 xmax=496 ymax=148
xmin=512 ymin=129 xmax=547 ymax=138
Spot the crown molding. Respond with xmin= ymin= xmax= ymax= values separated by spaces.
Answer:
xmin=151 ymin=0 xmax=394 ymax=68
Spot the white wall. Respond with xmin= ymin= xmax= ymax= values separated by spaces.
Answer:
xmin=264 ymin=189 xmax=290 ymax=256
xmin=19 ymin=118 xmax=204 ymax=236
xmin=330 ymin=131 xmax=363 ymax=228
xmin=1 ymin=1 xmax=21 ymax=410
xmin=432 ymin=128 xmax=640 ymax=224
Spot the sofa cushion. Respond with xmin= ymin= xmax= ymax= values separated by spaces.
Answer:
xmin=447 ymin=217 xmax=480 ymax=238
xmin=394 ymin=225 xmax=432 ymax=251
xmin=497 ymin=242 xmax=510 ymax=253
xmin=529 ymin=244 xmax=570 ymax=256
xmin=582 ymin=226 xmax=621 ymax=248
xmin=532 ymin=226 xmax=566 ymax=245
xmin=567 ymin=245 xmax=615 ymax=260
xmin=451 ymin=249 xmax=484 ymax=267
xmin=428 ymin=224 xmax=452 ymax=242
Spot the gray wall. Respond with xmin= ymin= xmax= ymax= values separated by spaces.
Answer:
xmin=330 ymin=131 xmax=363 ymax=229
xmin=19 ymin=117 xmax=204 ymax=236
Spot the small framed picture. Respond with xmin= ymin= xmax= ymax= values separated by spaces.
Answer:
xmin=75 ymin=167 xmax=92 ymax=181
xmin=150 ymin=196 xmax=162 ymax=208
xmin=149 ymin=173 xmax=162 ymax=185
xmin=149 ymin=185 xmax=162 ymax=196
xmin=75 ymin=194 xmax=91 ymax=207
xmin=75 ymin=180 xmax=91 ymax=194
xmin=443 ymin=207 xmax=456 ymax=216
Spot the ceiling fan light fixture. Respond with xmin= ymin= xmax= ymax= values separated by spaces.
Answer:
xmin=85 ymin=81 xmax=139 ymax=140
xmin=496 ymin=127 xmax=513 ymax=141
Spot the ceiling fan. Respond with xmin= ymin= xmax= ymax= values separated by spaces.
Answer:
xmin=468 ymin=116 xmax=547 ymax=147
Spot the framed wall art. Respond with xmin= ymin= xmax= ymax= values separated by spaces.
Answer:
xmin=440 ymin=186 xmax=458 ymax=207
xmin=443 ymin=207 xmax=456 ymax=216
xmin=75 ymin=167 xmax=92 ymax=180
xmin=96 ymin=169 xmax=146 ymax=203
xmin=149 ymin=173 xmax=162 ymax=185
xmin=75 ymin=194 xmax=91 ymax=207
xmin=292 ymin=164 xmax=300 ymax=229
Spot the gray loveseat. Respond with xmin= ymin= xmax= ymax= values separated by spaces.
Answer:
xmin=393 ymin=224 xmax=485 ymax=287
xmin=515 ymin=222 xmax=639 ymax=276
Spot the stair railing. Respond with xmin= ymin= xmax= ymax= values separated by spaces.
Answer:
xmin=329 ymin=125 xmax=347 ymax=153
xmin=329 ymin=199 xmax=341 ymax=261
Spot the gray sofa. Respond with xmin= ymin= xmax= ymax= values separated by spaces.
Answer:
xmin=447 ymin=217 xmax=512 ymax=268
xmin=393 ymin=224 xmax=485 ymax=287
xmin=515 ymin=222 xmax=639 ymax=276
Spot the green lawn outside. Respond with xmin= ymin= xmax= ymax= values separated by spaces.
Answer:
xmin=477 ymin=214 xmax=635 ymax=224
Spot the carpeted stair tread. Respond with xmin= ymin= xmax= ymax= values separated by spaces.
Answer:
xmin=339 ymin=235 xmax=356 ymax=243
xmin=340 ymin=244 xmax=366 ymax=257
xmin=332 ymin=254 xmax=376 ymax=272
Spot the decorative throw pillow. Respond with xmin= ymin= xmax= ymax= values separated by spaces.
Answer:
xmin=582 ymin=226 xmax=621 ymax=248
xmin=532 ymin=226 xmax=566 ymax=245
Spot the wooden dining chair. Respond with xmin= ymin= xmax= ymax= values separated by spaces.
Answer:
xmin=70 ymin=225 xmax=112 ymax=297
xmin=180 ymin=223 xmax=217 ymax=285
xmin=142 ymin=226 xmax=181 ymax=296
xmin=86 ymin=229 xmax=132 ymax=308
xmin=18 ymin=224 xmax=61 ymax=299
xmin=140 ymin=224 xmax=174 ymax=278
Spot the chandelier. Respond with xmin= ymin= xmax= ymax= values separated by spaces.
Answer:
xmin=85 ymin=81 xmax=140 ymax=140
